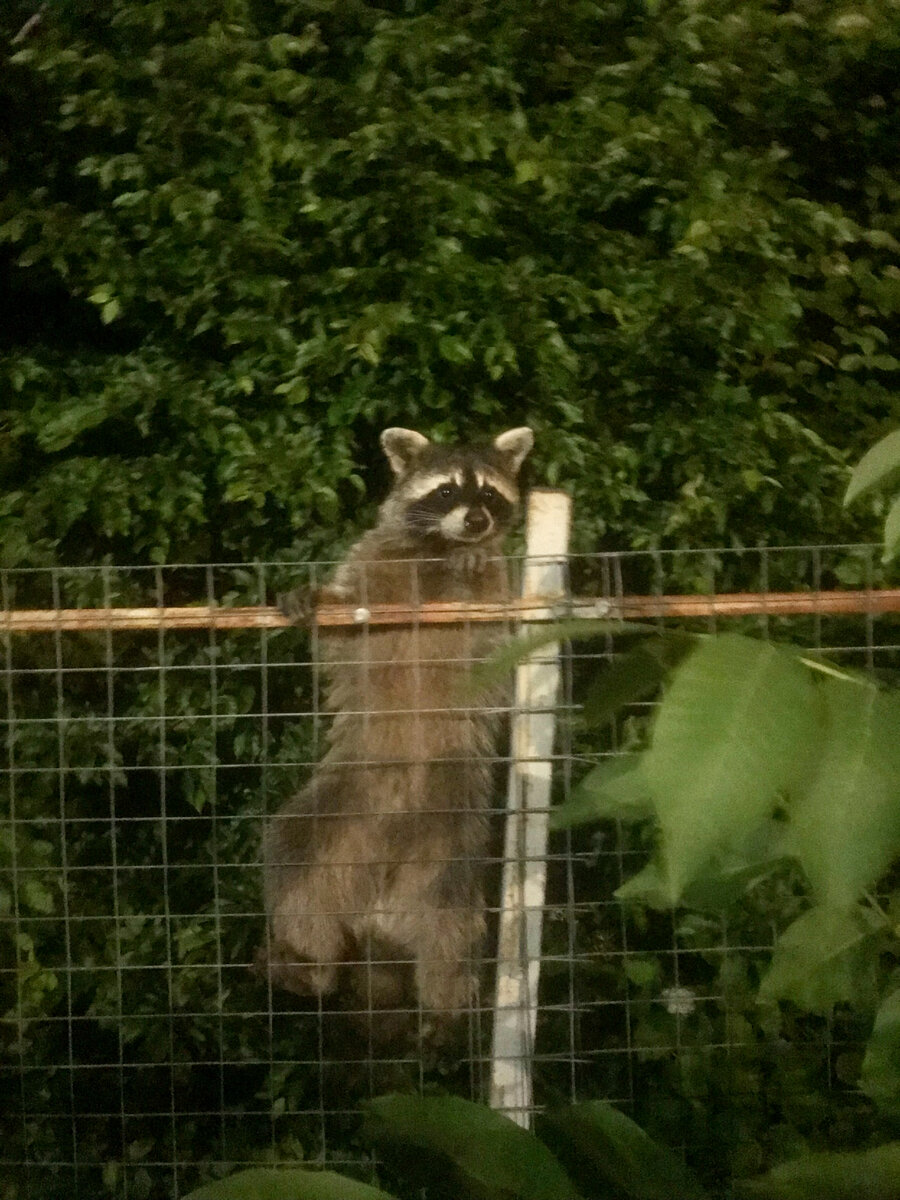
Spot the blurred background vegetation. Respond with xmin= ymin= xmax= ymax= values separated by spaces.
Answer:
xmin=1 ymin=2 xmax=899 ymax=1197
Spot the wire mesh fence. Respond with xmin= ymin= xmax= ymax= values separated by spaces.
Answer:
xmin=2 ymin=540 xmax=899 ymax=1199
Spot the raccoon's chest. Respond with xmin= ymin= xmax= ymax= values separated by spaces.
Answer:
xmin=322 ymin=622 xmax=500 ymax=764
xmin=328 ymin=625 xmax=483 ymax=708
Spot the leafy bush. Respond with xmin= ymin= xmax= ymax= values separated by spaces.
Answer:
xmin=1 ymin=0 xmax=899 ymax=567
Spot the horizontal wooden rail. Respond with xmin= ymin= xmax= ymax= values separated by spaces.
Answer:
xmin=1 ymin=589 xmax=900 ymax=633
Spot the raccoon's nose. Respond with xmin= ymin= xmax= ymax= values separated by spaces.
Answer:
xmin=464 ymin=508 xmax=490 ymax=534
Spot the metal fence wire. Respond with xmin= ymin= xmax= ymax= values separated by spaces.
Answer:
xmin=2 ymin=536 xmax=900 ymax=1200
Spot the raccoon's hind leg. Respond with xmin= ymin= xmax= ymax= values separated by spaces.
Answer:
xmin=413 ymin=903 xmax=485 ymax=1021
xmin=264 ymin=900 xmax=349 ymax=999
xmin=377 ymin=895 xmax=485 ymax=1035
xmin=262 ymin=768 xmax=370 ymax=999
xmin=254 ymin=933 xmax=345 ymax=999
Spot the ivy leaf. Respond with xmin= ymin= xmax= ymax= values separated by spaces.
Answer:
xmin=643 ymin=635 xmax=819 ymax=903
xmin=363 ymin=1094 xmax=583 ymax=1200
xmin=787 ymin=677 xmax=900 ymax=908
xmin=182 ymin=1168 xmax=398 ymax=1200
xmin=843 ymin=428 xmax=900 ymax=505
xmin=860 ymin=988 xmax=900 ymax=1117
xmin=758 ymin=905 xmax=882 ymax=1014
xmin=542 ymin=1100 xmax=708 ymax=1200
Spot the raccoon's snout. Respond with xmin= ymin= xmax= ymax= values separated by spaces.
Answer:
xmin=441 ymin=505 xmax=493 ymax=542
xmin=464 ymin=508 xmax=490 ymax=536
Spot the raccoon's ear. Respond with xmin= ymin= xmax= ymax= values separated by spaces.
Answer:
xmin=493 ymin=427 xmax=534 ymax=474
xmin=380 ymin=428 xmax=430 ymax=475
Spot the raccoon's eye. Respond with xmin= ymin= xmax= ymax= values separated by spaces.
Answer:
xmin=438 ymin=485 xmax=454 ymax=499
xmin=480 ymin=486 xmax=496 ymax=502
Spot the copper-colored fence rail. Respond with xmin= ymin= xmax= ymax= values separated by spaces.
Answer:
xmin=2 ymin=588 xmax=900 ymax=634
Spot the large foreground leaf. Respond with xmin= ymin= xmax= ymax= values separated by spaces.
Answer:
xmin=860 ymin=987 xmax=900 ymax=1117
xmin=363 ymin=1094 xmax=583 ymax=1200
xmin=183 ymin=1169 xmax=397 ymax=1200
xmin=843 ymin=428 xmax=900 ymax=506
xmin=758 ymin=905 xmax=882 ymax=1014
xmin=469 ymin=619 xmax=648 ymax=697
xmin=883 ymin=493 xmax=900 ymax=562
xmin=579 ymin=634 xmax=697 ymax=727
xmin=737 ymin=1141 xmax=900 ymax=1199
xmin=615 ymin=821 xmax=788 ymax=911
xmin=551 ymin=757 xmax=652 ymax=829
xmin=543 ymin=1100 xmax=707 ymax=1200
xmin=643 ymin=635 xmax=818 ymax=903
xmin=787 ymin=678 xmax=900 ymax=908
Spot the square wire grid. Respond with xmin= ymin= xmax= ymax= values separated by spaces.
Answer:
xmin=0 ymin=544 xmax=896 ymax=1199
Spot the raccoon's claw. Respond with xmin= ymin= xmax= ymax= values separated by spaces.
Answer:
xmin=277 ymin=585 xmax=317 ymax=625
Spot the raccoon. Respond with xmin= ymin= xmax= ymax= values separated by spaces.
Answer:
xmin=259 ymin=426 xmax=533 ymax=1037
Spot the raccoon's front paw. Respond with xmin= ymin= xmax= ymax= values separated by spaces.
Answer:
xmin=455 ymin=547 xmax=490 ymax=578
xmin=277 ymin=585 xmax=318 ymax=625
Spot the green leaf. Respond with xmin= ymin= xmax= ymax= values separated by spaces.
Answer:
xmin=21 ymin=877 xmax=56 ymax=914
xmin=542 ymin=1101 xmax=708 ymax=1200
xmin=787 ymin=678 xmax=900 ymax=907
xmin=758 ymin=905 xmax=882 ymax=1014
xmin=551 ymin=757 xmax=652 ymax=829
xmin=363 ymin=1094 xmax=583 ymax=1200
xmin=860 ymin=988 xmax=900 ymax=1116
xmin=437 ymin=335 xmax=475 ymax=363
xmin=580 ymin=634 xmax=697 ymax=727
xmin=469 ymin=620 xmax=649 ymax=698
xmin=678 ymin=821 xmax=789 ymax=911
xmin=182 ymin=1168 xmax=398 ymax=1200
xmin=643 ymin=636 xmax=819 ymax=903
xmin=844 ymin=428 xmax=900 ymax=505
xmin=615 ymin=824 xmax=788 ymax=912
xmin=514 ymin=160 xmax=541 ymax=184
xmin=615 ymin=861 xmax=672 ymax=908
xmin=737 ymin=1141 xmax=900 ymax=1200
xmin=883 ymin=493 xmax=900 ymax=562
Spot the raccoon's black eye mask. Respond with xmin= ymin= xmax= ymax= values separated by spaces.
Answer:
xmin=418 ymin=474 xmax=512 ymax=520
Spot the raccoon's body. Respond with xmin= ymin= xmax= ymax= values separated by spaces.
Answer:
xmin=260 ymin=426 xmax=533 ymax=1033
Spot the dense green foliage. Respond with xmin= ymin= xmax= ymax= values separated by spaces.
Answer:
xmin=2 ymin=0 xmax=899 ymax=566
xmin=3 ymin=2 xmax=900 ymax=1198
xmin=558 ymin=635 xmax=900 ymax=1011
xmin=553 ymin=630 xmax=900 ymax=1189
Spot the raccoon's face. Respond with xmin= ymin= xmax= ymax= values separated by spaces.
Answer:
xmin=401 ymin=465 xmax=514 ymax=543
xmin=379 ymin=427 xmax=533 ymax=546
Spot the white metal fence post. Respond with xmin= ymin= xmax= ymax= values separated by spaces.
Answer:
xmin=489 ymin=488 xmax=573 ymax=1127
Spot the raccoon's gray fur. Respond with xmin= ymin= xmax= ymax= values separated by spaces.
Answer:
xmin=259 ymin=426 xmax=533 ymax=1036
